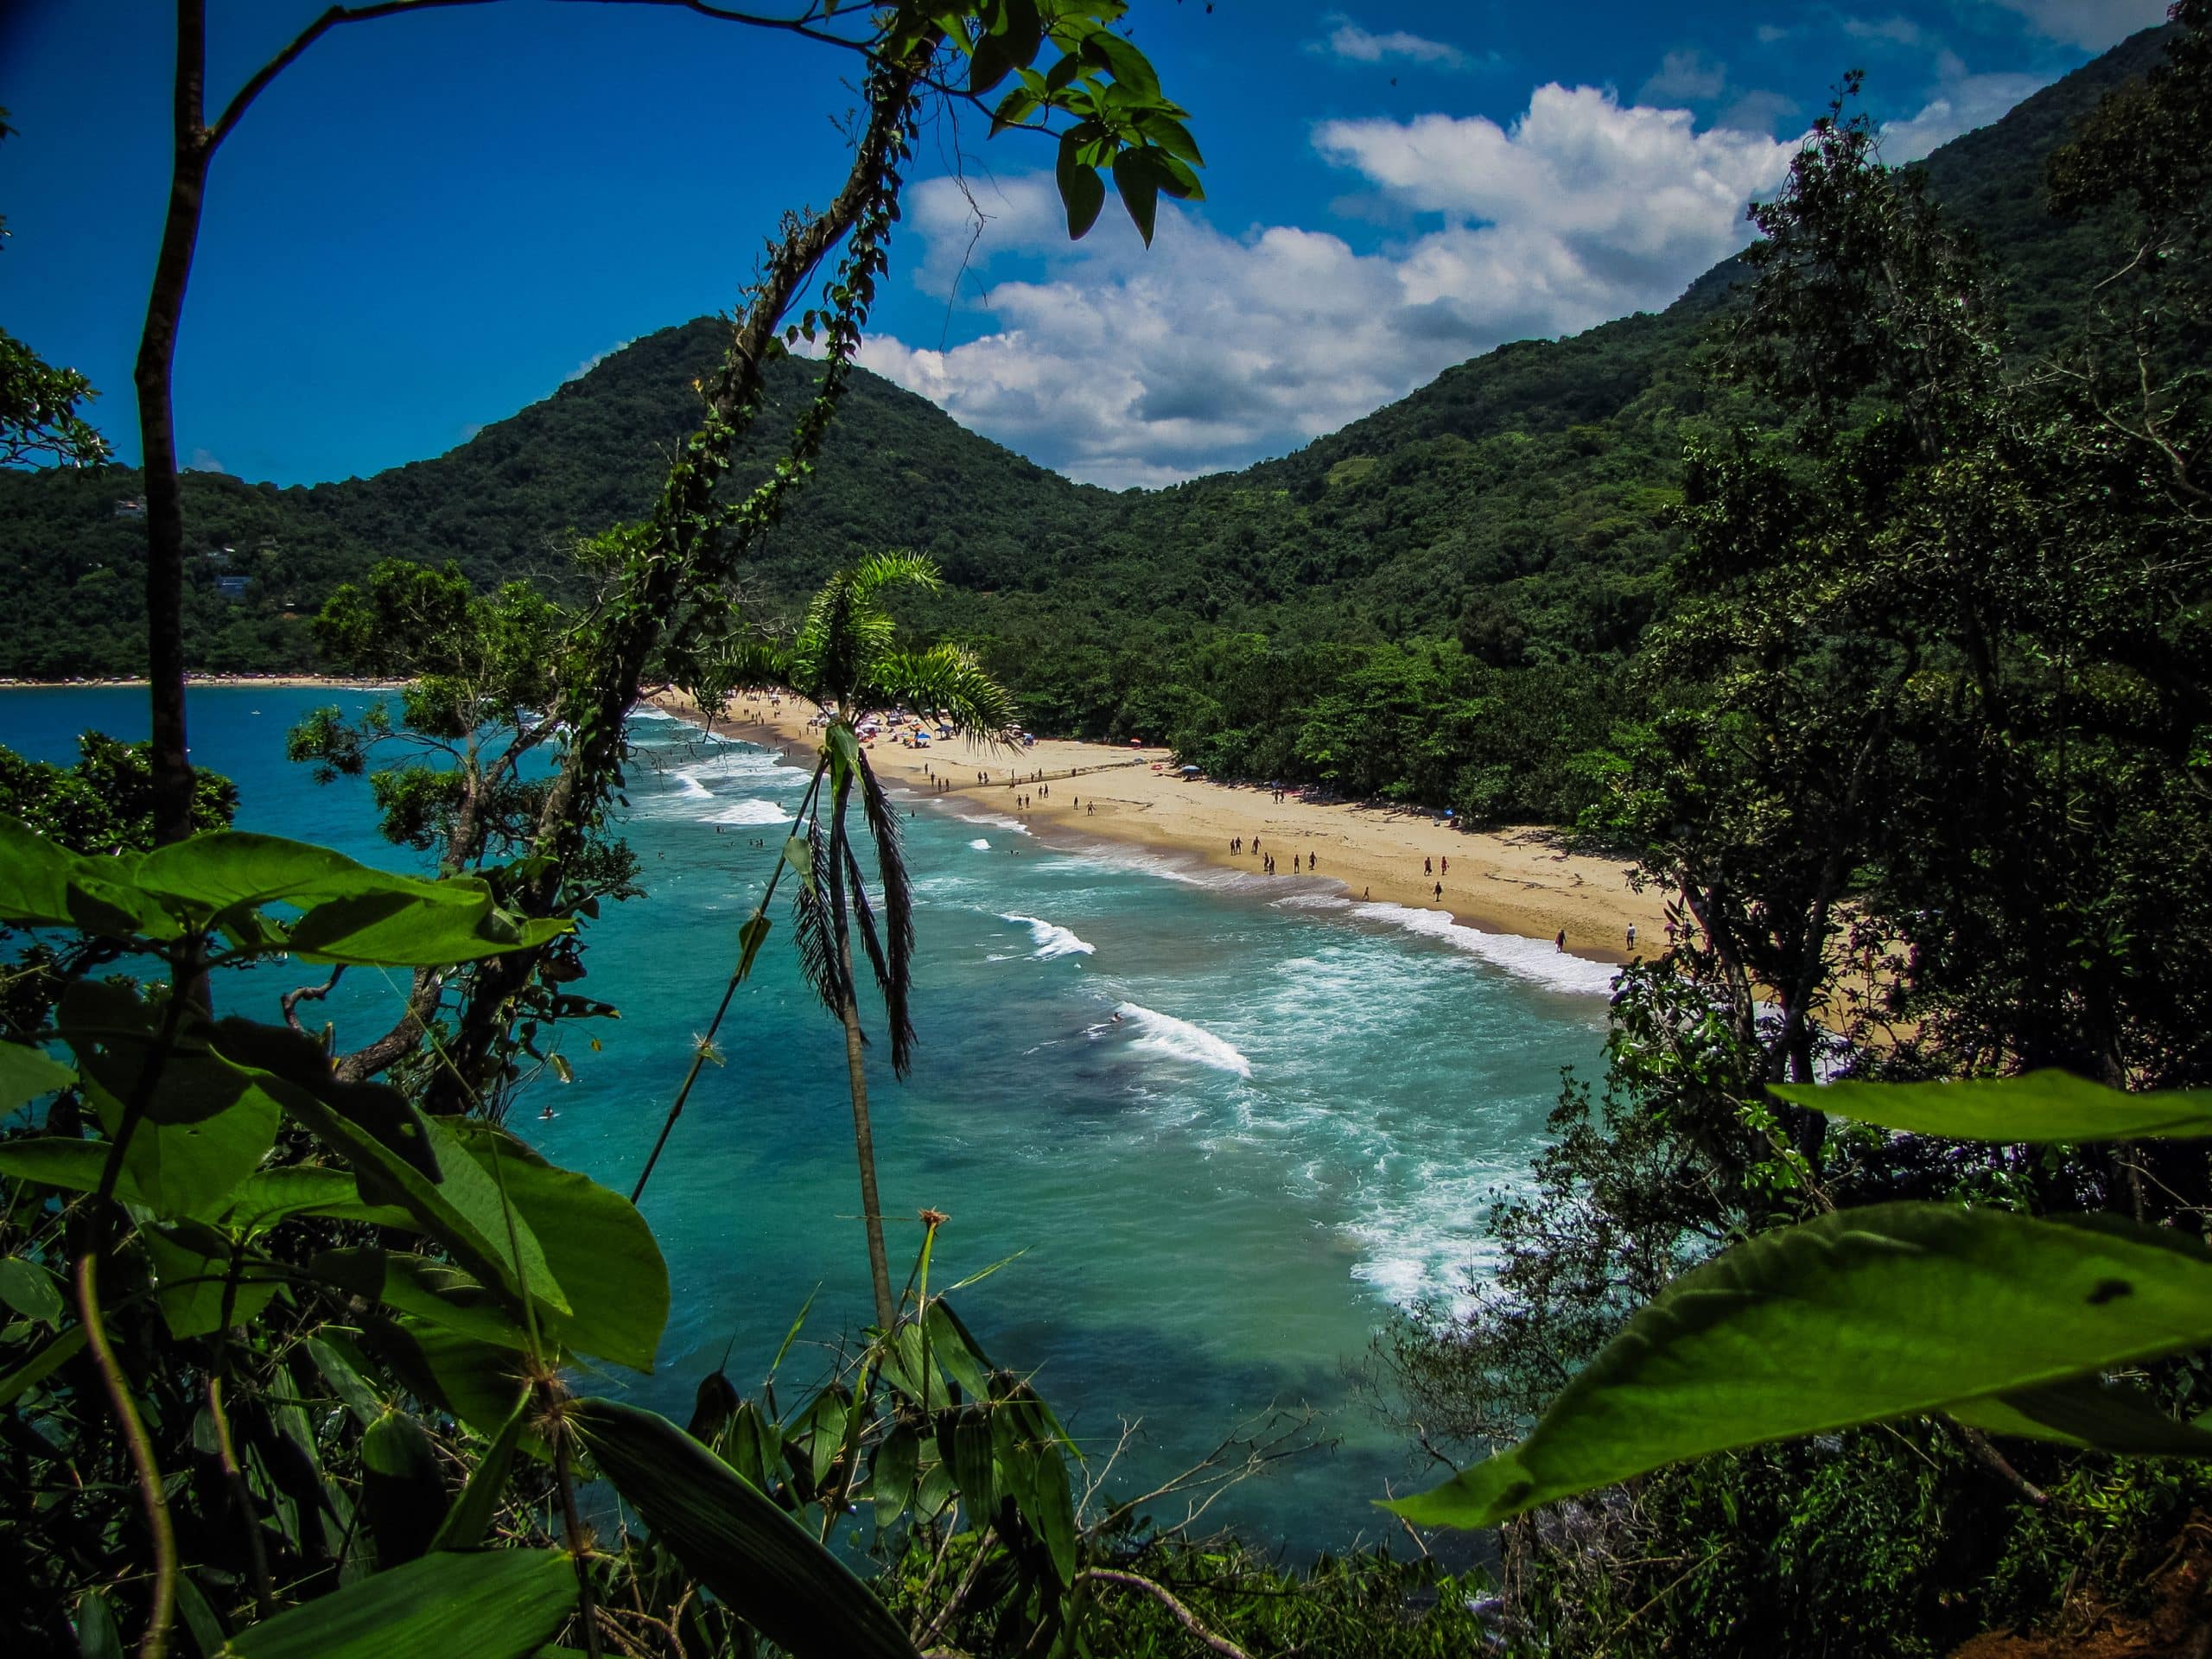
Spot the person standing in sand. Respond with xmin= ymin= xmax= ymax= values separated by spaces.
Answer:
xmin=1556 ymin=929 xmax=1567 ymax=951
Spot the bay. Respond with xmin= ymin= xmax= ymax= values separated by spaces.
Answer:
xmin=2 ymin=684 xmax=1609 ymax=1553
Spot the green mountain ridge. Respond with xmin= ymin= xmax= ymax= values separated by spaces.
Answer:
xmin=0 ymin=25 xmax=2171 ymax=706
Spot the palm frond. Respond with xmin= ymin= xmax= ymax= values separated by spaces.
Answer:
xmin=714 ymin=638 xmax=804 ymax=698
xmin=866 ymin=642 xmax=1021 ymax=749
xmin=796 ymin=553 xmax=939 ymax=706
xmin=795 ymin=569 xmax=891 ymax=708
xmin=791 ymin=817 xmax=847 ymax=1018
xmin=851 ymin=751 xmax=915 ymax=1076
xmin=847 ymin=550 xmax=942 ymax=605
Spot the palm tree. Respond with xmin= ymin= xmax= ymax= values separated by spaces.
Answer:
xmin=719 ymin=552 xmax=1017 ymax=1328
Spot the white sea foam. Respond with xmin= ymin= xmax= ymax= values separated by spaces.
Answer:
xmin=1271 ymin=891 xmax=1351 ymax=912
xmin=626 ymin=704 xmax=681 ymax=722
xmin=1114 ymin=1002 xmax=1251 ymax=1078
xmin=1001 ymin=913 xmax=1095 ymax=960
xmin=707 ymin=799 xmax=791 ymax=827
xmin=963 ymin=811 xmax=1033 ymax=836
xmin=672 ymin=772 xmax=714 ymax=802
xmin=969 ymin=838 xmax=991 ymax=851
xmin=1348 ymin=901 xmax=1618 ymax=997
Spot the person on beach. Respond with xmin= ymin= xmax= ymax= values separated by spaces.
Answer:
xmin=1424 ymin=856 xmax=1432 ymax=875
xmin=1433 ymin=881 xmax=1443 ymax=900
xmin=1627 ymin=923 xmax=1637 ymax=950
xmin=1440 ymin=855 xmax=1447 ymax=875
xmin=1555 ymin=929 xmax=1567 ymax=951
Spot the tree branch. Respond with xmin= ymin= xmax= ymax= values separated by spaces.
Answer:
xmin=1076 ymin=1570 xmax=1256 ymax=1659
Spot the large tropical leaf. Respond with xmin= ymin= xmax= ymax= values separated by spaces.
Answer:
xmin=1775 ymin=1070 xmax=2212 ymax=1143
xmin=207 ymin=1021 xmax=565 ymax=1316
xmin=572 ymin=1397 xmax=920 ymax=1659
xmin=0 ymin=1039 xmax=72 ymax=1109
xmin=359 ymin=1408 xmax=447 ymax=1567
xmin=444 ymin=1122 xmax=669 ymax=1370
xmin=431 ymin=1395 xmax=532 ymax=1552
xmin=223 ymin=1166 xmax=416 ymax=1234
xmin=0 ymin=814 xmax=167 ymax=938
xmin=218 ymin=1547 xmax=575 ymax=1659
xmin=289 ymin=885 xmax=573 ymax=968
xmin=136 ymin=832 xmax=451 ymax=918
xmin=1388 ymin=1202 xmax=2212 ymax=1530
xmin=142 ymin=1221 xmax=285 ymax=1338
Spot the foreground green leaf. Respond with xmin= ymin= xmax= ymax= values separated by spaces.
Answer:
xmin=1388 ymin=1201 xmax=2212 ymax=1529
xmin=1948 ymin=1376 xmax=2212 ymax=1454
xmin=219 ymin=1547 xmax=575 ymax=1658
xmin=0 ymin=1039 xmax=73 ymax=1109
xmin=0 ymin=815 xmax=165 ymax=938
xmin=446 ymin=1122 xmax=668 ymax=1370
xmin=136 ymin=832 xmax=450 ymax=919
xmin=572 ymin=1397 xmax=919 ymax=1659
xmin=1776 ymin=1070 xmax=2212 ymax=1143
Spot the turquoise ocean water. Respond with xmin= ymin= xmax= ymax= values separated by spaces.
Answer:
xmin=3 ymin=685 xmax=1611 ymax=1554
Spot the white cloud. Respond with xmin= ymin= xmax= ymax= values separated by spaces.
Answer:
xmin=1987 ymin=0 xmax=2171 ymax=50
xmin=1313 ymin=15 xmax=1471 ymax=70
xmin=859 ymin=88 xmax=1800 ymax=487
xmin=1639 ymin=48 xmax=1728 ymax=104
xmin=1880 ymin=67 xmax=2044 ymax=160
xmin=1844 ymin=15 xmax=1927 ymax=44
xmin=566 ymin=338 xmax=636 ymax=383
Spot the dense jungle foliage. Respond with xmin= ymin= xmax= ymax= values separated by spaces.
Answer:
xmin=0 ymin=23 xmax=2179 ymax=828
xmin=1371 ymin=10 xmax=2212 ymax=1653
xmin=7 ymin=6 xmax=2212 ymax=1657
xmin=0 ymin=10 xmax=1509 ymax=1659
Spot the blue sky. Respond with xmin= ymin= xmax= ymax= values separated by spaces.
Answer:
xmin=0 ymin=0 xmax=2171 ymax=488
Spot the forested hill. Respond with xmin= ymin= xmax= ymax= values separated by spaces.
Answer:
xmin=0 ymin=23 xmax=2172 ymax=741
xmin=0 ymin=344 xmax=1107 ymax=677
xmin=294 ymin=326 xmax=1112 ymax=595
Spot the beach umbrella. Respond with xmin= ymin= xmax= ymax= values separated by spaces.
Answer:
xmin=1179 ymin=764 xmax=1201 ymax=774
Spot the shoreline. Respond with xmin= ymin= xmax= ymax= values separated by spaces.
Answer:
xmin=10 ymin=676 xmax=1661 ymax=964
xmin=650 ymin=690 xmax=1663 ymax=969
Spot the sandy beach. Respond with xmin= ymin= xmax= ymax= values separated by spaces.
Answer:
xmin=652 ymin=689 xmax=1664 ymax=967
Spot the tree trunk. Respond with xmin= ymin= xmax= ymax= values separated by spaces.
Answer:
xmin=828 ymin=778 xmax=897 ymax=1329
xmin=138 ymin=0 xmax=213 ymax=846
